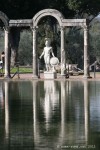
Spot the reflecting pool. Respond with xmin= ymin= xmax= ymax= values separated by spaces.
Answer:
xmin=0 ymin=80 xmax=100 ymax=150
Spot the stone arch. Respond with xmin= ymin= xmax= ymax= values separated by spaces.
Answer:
xmin=33 ymin=9 xmax=64 ymax=27
xmin=32 ymin=9 xmax=90 ymax=79
xmin=0 ymin=11 xmax=9 ymax=28
xmin=32 ymin=9 xmax=66 ymax=78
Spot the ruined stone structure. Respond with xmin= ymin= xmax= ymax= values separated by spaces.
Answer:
xmin=0 ymin=9 xmax=90 ymax=79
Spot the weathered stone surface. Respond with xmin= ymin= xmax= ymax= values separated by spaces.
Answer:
xmin=50 ymin=57 xmax=59 ymax=66
xmin=33 ymin=9 xmax=64 ymax=27
xmin=9 ymin=19 xmax=32 ymax=27
xmin=44 ymin=71 xmax=57 ymax=79
xmin=62 ymin=19 xmax=87 ymax=27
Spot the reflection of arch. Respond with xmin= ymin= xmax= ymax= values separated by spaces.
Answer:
xmin=33 ymin=9 xmax=64 ymax=26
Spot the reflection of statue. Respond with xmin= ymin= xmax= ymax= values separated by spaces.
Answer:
xmin=43 ymin=81 xmax=59 ymax=129
xmin=39 ymin=38 xmax=55 ymax=71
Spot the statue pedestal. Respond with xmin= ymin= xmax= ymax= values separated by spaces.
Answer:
xmin=44 ymin=71 xmax=57 ymax=79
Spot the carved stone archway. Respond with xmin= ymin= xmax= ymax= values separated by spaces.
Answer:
xmin=33 ymin=9 xmax=64 ymax=27
xmin=0 ymin=11 xmax=10 ymax=78
xmin=32 ymin=9 xmax=90 ymax=79
xmin=32 ymin=9 xmax=65 ymax=78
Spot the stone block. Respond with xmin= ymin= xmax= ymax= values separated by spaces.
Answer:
xmin=44 ymin=71 xmax=57 ymax=79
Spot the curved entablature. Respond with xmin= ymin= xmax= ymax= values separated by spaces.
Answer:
xmin=33 ymin=9 xmax=64 ymax=27
xmin=0 ymin=11 xmax=9 ymax=28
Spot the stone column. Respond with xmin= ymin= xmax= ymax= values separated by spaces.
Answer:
xmin=60 ymin=26 xmax=66 ymax=78
xmin=32 ymin=27 xmax=38 ymax=79
xmin=83 ymin=26 xmax=90 ymax=78
xmin=4 ymin=28 xmax=10 ymax=78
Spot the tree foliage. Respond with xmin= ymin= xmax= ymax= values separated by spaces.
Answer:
xmin=0 ymin=0 xmax=100 ymax=19
xmin=0 ymin=30 xmax=4 ymax=53
xmin=67 ymin=0 xmax=100 ymax=18
xmin=65 ymin=28 xmax=84 ymax=68
xmin=89 ymin=19 xmax=100 ymax=62
xmin=18 ymin=30 xmax=32 ymax=65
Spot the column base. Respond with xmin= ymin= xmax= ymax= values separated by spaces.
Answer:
xmin=60 ymin=74 xmax=69 ymax=79
xmin=32 ymin=75 xmax=39 ymax=79
xmin=44 ymin=71 xmax=57 ymax=79
xmin=4 ymin=74 xmax=11 ymax=79
xmin=83 ymin=75 xmax=92 ymax=79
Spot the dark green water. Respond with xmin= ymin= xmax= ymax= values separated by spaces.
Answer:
xmin=0 ymin=80 xmax=100 ymax=150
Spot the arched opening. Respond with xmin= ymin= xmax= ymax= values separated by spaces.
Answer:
xmin=32 ymin=9 xmax=66 ymax=78
xmin=33 ymin=9 xmax=64 ymax=27
xmin=37 ymin=16 xmax=60 ymax=71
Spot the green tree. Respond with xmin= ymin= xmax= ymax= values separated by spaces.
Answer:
xmin=0 ymin=29 xmax=4 ymax=54
xmin=65 ymin=27 xmax=84 ymax=68
xmin=18 ymin=30 xmax=32 ymax=65
xmin=67 ymin=0 xmax=100 ymax=18
xmin=89 ymin=19 xmax=100 ymax=62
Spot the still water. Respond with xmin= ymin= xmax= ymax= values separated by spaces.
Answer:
xmin=0 ymin=80 xmax=100 ymax=150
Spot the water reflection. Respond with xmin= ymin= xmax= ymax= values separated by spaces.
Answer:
xmin=0 ymin=80 xmax=100 ymax=149
xmin=43 ymin=81 xmax=59 ymax=125
xmin=84 ymin=80 xmax=89 ymax=144
xmin=5 ymin=81 xmax=9 ymax=139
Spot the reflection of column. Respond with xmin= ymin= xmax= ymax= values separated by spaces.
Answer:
xmin=32 ymin=27 xmax=38 ymax=79
xmin=5 ymin=81 xmax=9 ymax=139
xmin=4 ymin=28 xmax=10 ymax=78
xmin=33 ymin=81 xmax=39 ymax=145
xmin=84 ymin=80 xmax=89 ymax=144
xmin=60 ymin=26 xmax=66 ymax=77
xmin=61 ymin=81 xmax=66 ymax=143
xmin=83 ymin=26 xmax=90 ymax=78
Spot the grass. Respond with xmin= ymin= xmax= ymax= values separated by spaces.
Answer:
xmin=1 ymin=66 xmax=33 ymax=74
xmin=11 ymin=66 xmax=33 ymax=73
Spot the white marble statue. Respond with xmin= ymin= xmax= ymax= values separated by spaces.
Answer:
xmin=39 ymin=38 xmax=55 ymax=71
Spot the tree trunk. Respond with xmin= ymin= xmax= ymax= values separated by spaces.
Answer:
xmin=10 ymin=27 xmax=20 ymax=66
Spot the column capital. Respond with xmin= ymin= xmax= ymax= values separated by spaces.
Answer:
xmin=60 ymin=26 xmax=65 ymax=31
xmin=4 ymin=26 xmax=10 ymax=33
xmin=31 ymin=26 xmax=38 ymax=31
xmin=82 ymin=25 xmax=89 ymax=31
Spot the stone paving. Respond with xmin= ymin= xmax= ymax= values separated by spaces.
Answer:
xmin=11 ymin=72 xmax=100 ymax=80
xmin=0 ymin=72 xmax=100 ymax=80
